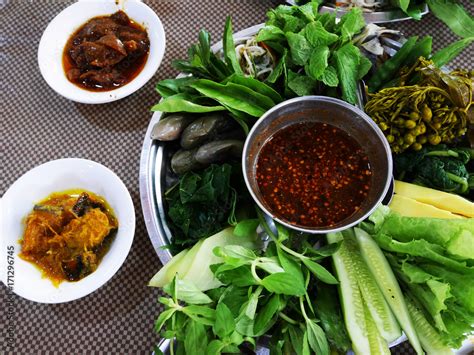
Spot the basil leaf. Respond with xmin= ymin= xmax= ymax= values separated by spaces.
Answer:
xmin=301 ymin=258 xmax=338 ymax=284
xmin=236 ymin=312 xmax=255 ymax=336
xmin=221 ymin=344 xmax=241 ymax=353
xmin=229 ymin=331 xmax=244 ymax=346
xmin=185 ymin=320 xmax=208 ymax=354
xmin=223 ymin=16 xmax=243 ymax=75
xmin=214 ymin=302 xmax=236 ymax=338
xmin=206 ymin=339 xmax=225 ymax=355
xmin=154 ymin=308 xmax=176 ymax=332
xmin=151 ymin=93 xmax=226 ymax=113
xmin=216 ymin=245 xmax=257 ymax=262
xmin=288 ymin=324 xmax=305 ymax=355
xmin=306 ymin=46 xmax=330 ymax=80
xmin=256 ymin=257 xmax=285 ymax=274
xmin=306 ymin=319 xmax=330 ymax=355
xmin=213 ymin=264 xmax=259 ymax=287
xmin=261 ymin=272 xmax=306 ymax=296
xmin=286 ymin=32 xmax=312 ymax=66
xmin=183 ymin=305 xmax=216 ymax=326
xmin=277 ymin=247 xmax=305 ymax=288
xmin=164 ymin=278 xmax=213 ymax=304
xmin=234 ymin=219 xmax=260 ymax=238
xmin=304 ymin=21 xmax=339 ymax=47
xmin=390 ymin=0 xmax=410 ymax=12
xmin=245 ymin=286 xmax=263 ymax=320
xmin=276 ymin=223 xmax=290 ymax=243
xmin=218 ymin=285 xmax=250 ymax=317
xmin=254 ymin=294 xmax=281 ymax=336
xmin=302 ymin=330 xmax=311 ymax=355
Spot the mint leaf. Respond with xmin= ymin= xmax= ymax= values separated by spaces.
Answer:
xmin=255 ymin=25 xmax=286 ymax=43
xmin=286 ymin=32 xmax=312 ymax=66
xmin=287 ymin=70 xmax=316 ymax=96
xmin=336 ymin=8 xmax=365 ymax=41
xmin=306 ymin=46 xmax=330 ymax=80
xmin=334 ymin=43 xmax=361 ymax=104
xmin=320 ymin=66 xmax=339 ymax=87
xmin=304 ymin=21 xmax=339 ymax=47
xmin=357 ymin=55 xmax=372 ymax=80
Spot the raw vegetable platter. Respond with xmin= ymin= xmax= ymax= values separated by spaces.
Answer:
xmin=139 ymin=2 xmax=474 ymax=354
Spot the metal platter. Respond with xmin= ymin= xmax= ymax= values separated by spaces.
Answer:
xmin=139 ymin=24 xmax=265 ymax=266
xmin=286 ymin=1 xmax=429 ymax=24
xmin=140 ymin=22 xmax=404 ymax=355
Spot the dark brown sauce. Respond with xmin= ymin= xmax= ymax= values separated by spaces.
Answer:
xmin=256 ymin=122 xmax=372 ymax=228
xmin=62 ymin=11 xmax=149 ymax=91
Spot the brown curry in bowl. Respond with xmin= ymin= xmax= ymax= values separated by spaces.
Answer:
xmin=63 ymin=10 xmax=149 ymax=91
xmin=19 ymin=190 xmax=118 ymax=285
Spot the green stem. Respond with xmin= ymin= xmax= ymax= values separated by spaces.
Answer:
xmin=279 ymin=312 xmax=299 ymax=325
xmin=299 ymin=297 xmax=310 ymax=322
xmin=251 ymin=259 xmax=263 ymax=283
xmin=257 ymin=209 xmax=278 ymax=243
xmin=279 ymin=243 xmax=305 ymax=260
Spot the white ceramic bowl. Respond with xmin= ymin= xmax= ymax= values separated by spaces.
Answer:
xmin=0 ymin=158 xmax=135 ymax=303
xmin=37 ymin=0 xmax=165 ymax=104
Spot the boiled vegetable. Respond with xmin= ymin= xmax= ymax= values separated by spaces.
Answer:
xmin=149 ymin=227 xmax=260 ymax=290
xmin=394 ymin=145 xmax=474 ymax=195
xmin=394 ymin=180 xmax=474 ymax=217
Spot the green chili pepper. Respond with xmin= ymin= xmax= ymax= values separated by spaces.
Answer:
xmin=367 ymin=36 xmax=418 ymax=93
xmin=403 ymin=36 xmax=432 ymax=67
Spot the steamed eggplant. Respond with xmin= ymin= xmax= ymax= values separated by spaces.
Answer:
xmin=195 ymin=140 xmax=244 ymax=165
xmin=151 ymin=113 xmax=196 ymax=141
xmin=180 ymin=113 xmax=236 ymax=149
xmin=171 ymin=148 xmax=203 ymax=175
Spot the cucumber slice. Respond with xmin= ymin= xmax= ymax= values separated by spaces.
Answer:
xmin=327 ymin=232 xmax=370 ymax=355
xmin=364 ymin=302 xmax=391 ymax=355
xmin=354 ymin=227 xmax=424 ymax=355
xmin=405 ymin=296 xmax=453 ymax=355
xmin=341 ymin=230 xmax=402 ymax=343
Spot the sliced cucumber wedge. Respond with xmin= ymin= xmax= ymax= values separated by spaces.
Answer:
xmin=354 ymin=227 xmax=424 ymax=355
xmin=405 ymin=295 xmax=453 ymax=355
xmin=341 ymin=230 xmax=402 ymax=343
xmin=364 ymin=302 xmax=391 ymax=355
xmin=328 ymin=232 xmax=370 ymax=355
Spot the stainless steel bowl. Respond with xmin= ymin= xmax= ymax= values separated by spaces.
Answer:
xmin=242 ymin=96 xmax=393 ymax=234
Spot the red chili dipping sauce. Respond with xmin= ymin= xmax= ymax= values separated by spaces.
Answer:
xmin=256 ymin=122 xmax=372 ymax=228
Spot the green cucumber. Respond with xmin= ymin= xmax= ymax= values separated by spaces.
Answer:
xmin=364 ymin=302 xmax=391 ymax=355
xmin=354 ymin=228 xmax=424 ymax=355
xmin=339 ymin=230 xmax=401 ymax=343
xmin=405 ymin=295 xmax=453 ymax=355
xmin=327 ymin=232 xmax=370 ymax=355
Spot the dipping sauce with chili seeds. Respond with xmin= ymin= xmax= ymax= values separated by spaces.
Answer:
xmin=256 ymin=122 xmax=372 ymax=228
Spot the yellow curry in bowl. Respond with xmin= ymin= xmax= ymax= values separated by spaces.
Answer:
xmin=19 ymin=190 xmax=118 ymax=286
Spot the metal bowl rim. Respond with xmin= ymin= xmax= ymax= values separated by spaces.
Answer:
xmin=242 ymin=95 xmax=393 ymax=234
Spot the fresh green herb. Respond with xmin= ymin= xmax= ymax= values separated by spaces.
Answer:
xmin=166 ymin=164 xmax=239 ymax=249
xmin=153 ymin=218 xmax=342 ymax=355
xmin=394 ymin=145 xmax=474 ymax=195
xmin=431 ymin=37 xmax=474 ymax=68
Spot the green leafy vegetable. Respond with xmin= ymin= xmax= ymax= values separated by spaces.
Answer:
xmin=166 ymin=164 xmax=239 ymax=249
xmin=394 ymin=145 xmax=474 ymax=195
xmin=427 ymin=0 xmax=474 ymax=38
xmin=223 ymin=17 xmax=243 ymax=76
xmin=151 ymin=93 xmax=226 ymax=113
xmin=431 ymin=37 xmax=474 ymax=68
